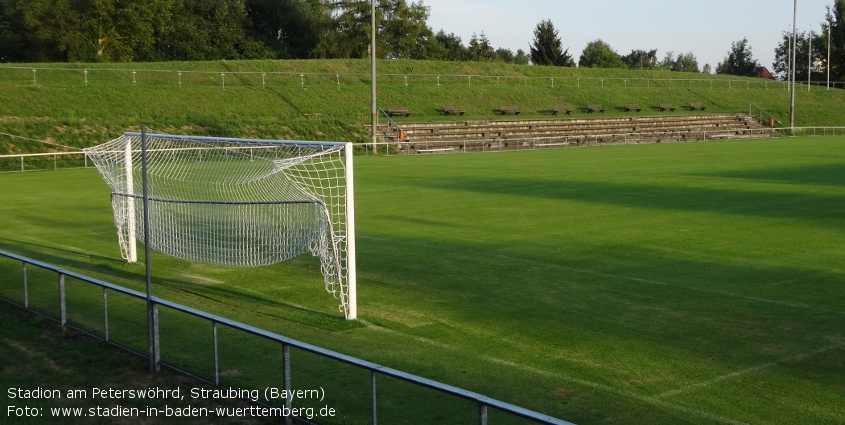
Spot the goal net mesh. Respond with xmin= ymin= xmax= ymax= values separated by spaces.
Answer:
xmin=84 ymin=132 xmax=353 ymax=316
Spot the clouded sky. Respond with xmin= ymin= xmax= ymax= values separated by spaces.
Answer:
xmin=424 ymin=0 xmax=833 ymax=71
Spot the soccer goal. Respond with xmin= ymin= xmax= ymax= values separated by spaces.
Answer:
xmin=84 ymin=132 xmax=357 ymax=319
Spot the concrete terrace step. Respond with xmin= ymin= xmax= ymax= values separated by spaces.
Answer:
xmin=368 ymin=113 xmax=773 ymax=150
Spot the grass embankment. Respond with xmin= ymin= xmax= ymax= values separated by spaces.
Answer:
xmin=2 ymin=138 xmax=845 ymax=424
xmin=1 ymin=59 xmax=844 ymax=154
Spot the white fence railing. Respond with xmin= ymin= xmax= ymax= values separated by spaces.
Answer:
xmin=2 ymin=65 xmax=843 ymax=91
xmin=0 ymin=151 xmax=90 ymax=172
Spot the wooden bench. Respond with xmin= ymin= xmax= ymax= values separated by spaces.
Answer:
xmin=497 ymin=106 xmax=520 ymax=115
xmin=659 ymin=103 xmax=675 ymax=112
xmin=552 ymin=105 xmax=572 ymax=116
xmin=417 ymin=147 xmax=456 ymax=154
xmin=386 ymin=108 xmax=410 ymax=117
xmin=689 ymin=102 xmax=706 ymax=111
xmin=442 ymin=106 xmax=465 ymax=116
xmin=624 ymin=104 xmax=641 ymax=112
xmin=586 ymin=104 xmax=605 ymax=113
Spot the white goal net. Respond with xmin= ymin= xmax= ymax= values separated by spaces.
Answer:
xmin=84 ymin=132 xmax=357 ymax=319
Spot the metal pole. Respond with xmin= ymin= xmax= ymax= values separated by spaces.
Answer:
xmin=58 ymin=273 xmax=66 ymax=332
xmin=828 ymin=24 xmax=832 ymax=90
xmin=142 ymin=125 xmax=158 ymax=373
xmin=808 ymin=26 xmax=812 ymax=91
xmin=22 ymin=262 xmax=28 ymax=309
xmin=370 ymin=0 xmax=377 ymax=153
xmin=790 ymin=0 xmax=798 ymax=131
xmin=371 ymin=371 xmax=378 ymax=425
xmin=283 ymin=344 xmax=292 ymax=425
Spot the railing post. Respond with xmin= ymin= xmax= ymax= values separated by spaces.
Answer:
xmin=22 ymin=262 xmax=28 ymax=309
xmin=479 ymin=403 xmax=488 ymax=425
xmin=152 ymin=303 xmax=160 ymax=372
xmin=213 ymin=321 xmax=219 ymax=385
xmin=372 ymin=371 xmax=378 ymax=425
xmin=103 ymin=287 xmax=109 ymax=341
xmin=58 ymin=273 xmax=66 ymax=332
xmin=283 ymin=344 xmax=292 ymax=425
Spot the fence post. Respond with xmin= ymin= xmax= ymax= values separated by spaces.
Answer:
xmin=283 ymin=344 xmax=292 ymax=425
xmin=371 ymin=371 xmax=378 ymax=425
xmin=58 ymin=273 xmax=66 ymax=333
xmin=213 ymin=321 xmax=219 ymax=385
xmin=102 ymin=287 xmax=109 ymax=341
xmin=22 ymin=262 xmax=28 ymax=309
xmin=479 ymin=403 xmax=488 ymax=425
xmin=152 ymin=304 xmax=160 ymax=371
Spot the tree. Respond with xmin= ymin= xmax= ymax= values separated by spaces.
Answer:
xmin=622 ymin=49 xmax=657 ymax=70
xmin=433 ymin=30 xmax=467 ymax=61
xmin=826 ymin=0 xmax=845 ymax=82
xmin=579 ymin=39 xmax=625 ymax=68
xmin=313 ymin=0 xmax=438 ymax=60
xmin=772 ymin=30 xmax=823 ymax=81
xmin=660 ymin=51 xmax=700 ymax=73
xmin=379 ymin=0 xmax=439 ymax=59
xmin=514 ymin=49 xmax=529 ymax=65
xmin=0 ymin=0 xmax=172 ymax=62
xmin=716 ymin=38 xmax=758 ymax=76
xmin=245 ymin=0 xmax=329 ymax=59
xmin=467 ymin=32 xmax=496 ymax=61
xmin=529 ymin=19 xmax=573 ymax=66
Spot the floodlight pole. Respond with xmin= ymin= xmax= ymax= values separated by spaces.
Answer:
xmin=790 ymin=0 xmax=798 ymax=132
xmin=808 ymin=26 xmax=813 ymax=91
xmin=370 ymin=0 xmax=377 ymax=153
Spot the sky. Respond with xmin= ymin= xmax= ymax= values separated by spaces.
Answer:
xmin=424 ymin=0 xmax=834 ymax=71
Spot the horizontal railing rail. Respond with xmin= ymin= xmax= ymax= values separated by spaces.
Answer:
xmin=0 ymin=248 xmax=575 ymax=425
xmin=2 ymin=64 xmax=842 ymax=90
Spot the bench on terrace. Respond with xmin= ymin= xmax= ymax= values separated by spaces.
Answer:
xmin=624 ymin=104 xmax=641 ymax=112
xmin=442 ymin=106 xmax=465 ymax=116
xmin=386 ymin=108 xmax=410 ymax=117
xmin=659 ymin=103 xmax=675 ymax=112
xmin=552 ymin=105 xmax=572 ymax=116
xmin=417 ymin=147 xmax=456 ymax=154
xmin=497 ymin=106 xmax=520 ymax=115
xmin=688 ymin=102 xmax=706 ymax=111
xmin=586 ymin=104 xmax=605 ymax=113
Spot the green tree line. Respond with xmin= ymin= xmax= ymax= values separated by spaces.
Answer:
xmin=0 ymin=0 xmax=528 ymax=63
xmin=2 ymin=0 xmax=844 ymax=82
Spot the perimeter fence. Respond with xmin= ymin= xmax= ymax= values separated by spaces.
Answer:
xmin=0 ymin=249 xmax=575 ymax=425
xmin=2 ymin=64 xmax=843 ymax=91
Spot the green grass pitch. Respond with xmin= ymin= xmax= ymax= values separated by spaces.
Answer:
xmin=1 ymin=137 xmax=844 ymax=425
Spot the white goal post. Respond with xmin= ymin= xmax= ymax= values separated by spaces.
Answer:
xmin=84 ymin=132 xmax=357 ymax=320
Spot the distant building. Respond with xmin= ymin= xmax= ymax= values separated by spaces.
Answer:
xmin=755 ymin=67 xmax=775 ymax=80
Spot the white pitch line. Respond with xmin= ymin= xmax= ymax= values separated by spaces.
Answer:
xmin=486 ymin=357 xmax=751 ymax=425
xmin=654 ymin=342 xmax=845 ymax=400
xmin=360 ymin=315 xmax=750 ymax=425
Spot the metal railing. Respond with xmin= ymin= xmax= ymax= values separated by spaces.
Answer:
xmin=0 ymin=151 xmax=90 ymax=172
xmin=3 ymin=64 xmax=843 ymax=91
xmin=0 ymin=249 xmax=575 ymax=425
